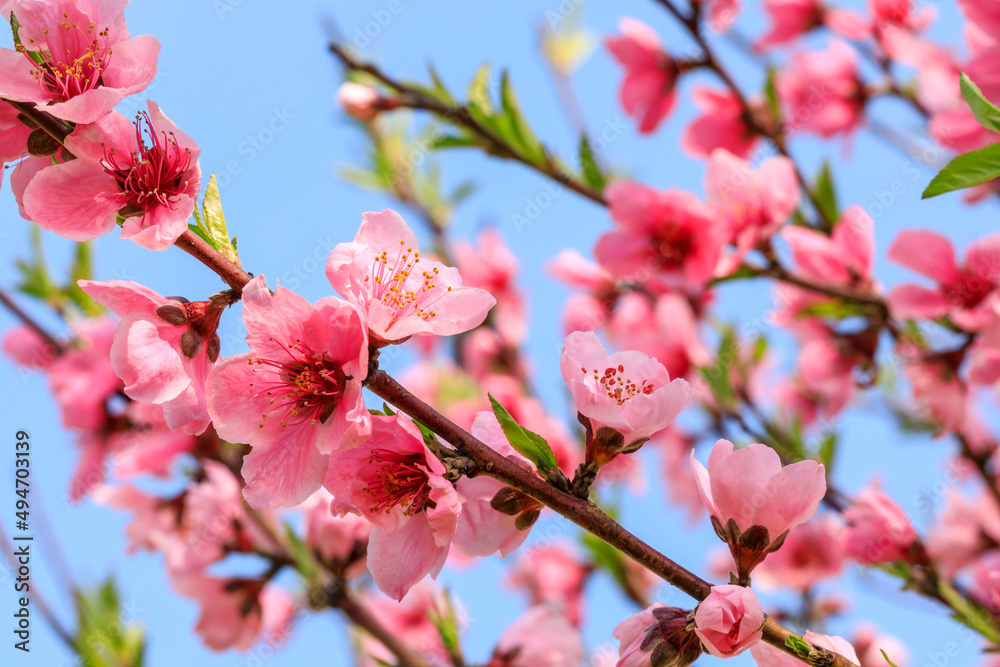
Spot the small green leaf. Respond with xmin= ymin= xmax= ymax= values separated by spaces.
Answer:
xmin=449 ymin=180 xmax=477 ymax=206
xmin=797 ymin=299 xmax=869 ymax=320
xmin=938 ymin=578 xmax=1000 ymax=643
xmin=488 ymin=393 xmax=558 ymax=471
xmin=708 ymin=264 xmax=757 ymax=286
xmin=284 ymin=523 xmax=320 ymax=582
xmin=753 ymin=336 xmax=767 ymax=362
xmin=193 ymin=173 xmax=240 ymax=264
xmin=960 ymin=72 xmax=1000 ymax=133
xmin=764 ymin=66 xmax=781 ymax=124
xmin=813 ymin=161 xmax=839 ymax=223
xmin=881 ymin=649 xmax=900 ymax=667
xmin=65 ymin=242 xmax=103 ymax=317
xmin=430 ymin=134 xmax=475 ymax=150
xmin=427 ymin=63 xmax=456 ymax=104
xmin=498 ymin=70 xmax=544 ymax=164
xmin=817 ymin=431 xmax=837 ymax=471
xmin=578 ymin=135 xmax=606 ymax=192
xmin=923 ymin=143 xmax=1000 ymax=199
xmin=466 ymin=64 xmax=495 ymax=122
xmin=785 ymin=634 xmax=811 ymax=654
xmin=382 ymin=402 xmax=396 ymax=416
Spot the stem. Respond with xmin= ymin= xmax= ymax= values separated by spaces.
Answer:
xmin=329 ymin=44 xmax=607 ymax=207
xmin=339 ymin=593 xmax=434 ymax=667
xmin=3 ymin=99 xmax=76 ymax=156
xmin=0 ymin=286 xmax=65 ymax=355
xmin=174 ymin=230 xmax=253 ymax=291
xmin=364 ymin=366 xmax=859 ymax=667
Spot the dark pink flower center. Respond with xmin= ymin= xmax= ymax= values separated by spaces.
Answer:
xmin=363 ymin=240 xmax=453 ymax=324
xmin=586 ymin=364 xmax=655 ymax=405
xmin=364 ymin=449 xmax=432 ymax=515
xmin=101 ymin=111 xmax=193 ymax=220
xmin=20 ymin=18 xmax=112 ymax=101
xmin=248 ymin=338 xmax=349 ymax=428
xmin=945 ymin=267 xmax=997 ymax=310
xmin=652 ymin=225 xmax=695 ymax=269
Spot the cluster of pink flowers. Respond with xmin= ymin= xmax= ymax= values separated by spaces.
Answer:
xmin=9 ymin=0 xmax=1000 ymax=664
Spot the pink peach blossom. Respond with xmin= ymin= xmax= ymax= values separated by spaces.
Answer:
xmin=609 ymin=292 xmax=710 ymax=382
xmin=693 ymin=584 xmax=763 ymax=658
xmin=614 ymin=604 xmax=702 ymax=667
xmin=853 ymin=624 xmax=910 ymax=667
xmin=561 ymin=330 xmax=690 ymax=453
xmin=887 ymin=229 xmax=1000 ymax=331
xmin=357 ymin=582 xmax=454 ymax=667
xmin=699 ymin=0 xmax=741 ymax=34
xmin=452 ymin=411 xmax=535 ymax=559
xmin=842 ymin=487 xmax=918 ymax=564
xmin=206 ymin=275 xmax=370 ymax=509
xmin=779 ymin=41 xmax=865 ymax=138
xmin=173 ymin=575 xmax=287 ymax=652
xmin=959 ymin=0 xmax=1000 ymax=42
xmin=493 ymin=606 xmax=583 ymax=667
xmin=507 ymin=543 xmax=589 ymax=627
xmin=78 ymin=279 xmax=226 ymax=434
xmin=754 ymin=515 xmax=844 ymax=591
xmin=0 ymin=102 xmax=30 ymax=187
xmin=605 ymin=18 xmax=678 ymax=133
xmin=690 ymin=439 xmax=826 ymax=578
xmin=4 ymin=318 xmax=123 ymax=432
xmin=655 ymin=428 xmax=705 ymax=523
xmin=300 ymin=489 xmax=371 ymax=566
xmin=901 ymin=347 xmax=968 ymax=433
xmin=22 ymin=100 xmax=200 ymax=250
xmin=0 ymin=0 xmax=159 ymax=124
xmin=781 ymin=207 xmax=875 ymax=289
xmin=324 ymin=413 xmax=461 ymax=601
xmin=683 ymin=87 xmax=758 ymax=159
xmin=927 ymin=490 xmax=1000 ymax=578
xmin=597 ymin=180 xmax=725 ymax=289
xmin=337 ymin=82 xmax=400 ymax=121
xmin=756 ymin=0 xmax=824 ymax=49
xmin=706 ymin=150 xmax=798 ymax=268
xmin=326 ymin=209 xmax=496 ymax=343
xmin=751 ymin=631 xmax=859 ymax=667
xmin=454 ymin=228 xmax=526 ymax=345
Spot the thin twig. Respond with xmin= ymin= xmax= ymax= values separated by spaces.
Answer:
xmin=329 ymin=44 xmax=607 ymax=207
xmin=0 ymin=287 xmax=65 ymax=355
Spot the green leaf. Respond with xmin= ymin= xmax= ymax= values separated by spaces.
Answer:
xmin=15 ymin=227 xmax=58 ymax=302
xmin=753 ymin=336 xmax=768 ymax=362
xmin=578 ymin=135 xmax=606 ymax=192
xmin=813 ymin=161 xmax=839 ymax=223
xmin=581 ymin=533 xmax=628 ymax=588
xmin=938 ymin=578 xmax=1000 ymax=643
xmin=449 ymin=179 xmax=477 ymax=206
xmin=881 ymin=649 xmax=900 ymax=667
xmin=430 ymin=134 xmax=475 ymax=150
xmin=192 ymin=173 xmax=240 ymax=264
xmin=764 ymin=66 xmax=781 ymax=124
xmin=960 ymin=72 xmax=1000 ymax=133
xmin=65 ymin=242 xmax=103 ymax=317
xmin=488 ymin=393 xmax=558 ymax=471
xmin=817 ymin=430 xmax=837 ymax=471
xmin=284 ymin=523 xmax=320 ymax=582
xmin=498 ymin=70 xmax=544 ymax=164
xmin=427 ymin=590 xmax=462 ymax=653
xmin=466 ymin=64 xmax=495 ymax=122
xmin=427 ymin=63 xmax=456 ymax=104
xmin=785 ymin=635 xmax=811 ymax=654
xmin=708 ymin=264 xmax=757 ymax=286
xmin=698 ymin=329 xmax=738 ymax=410
xmin=797 ymin=299 xmax=868 ymax=320
xmin=381 ymin=402 xmax=396 ymax=416
xmin=923 ymin=143 xmax=1000 ymax=199
xmin=73 ymin=577 xmax=146 ymax=667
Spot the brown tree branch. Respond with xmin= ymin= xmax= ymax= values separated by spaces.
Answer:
xmin=363 ymin=366 xmax=859 ymax=667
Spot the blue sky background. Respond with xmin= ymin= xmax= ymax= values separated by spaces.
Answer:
xmin=0 ymin=0 xmax=996 ymax=665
